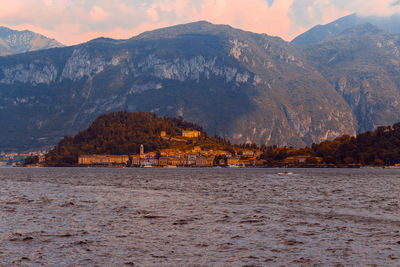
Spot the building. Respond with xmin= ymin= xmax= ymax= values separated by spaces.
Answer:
xmin=141 ymin=157 xmax=156 ymax=167
xmin=160 ymin=131 xmax=167 ymax=137
xmin=186 ymin=154 xmax=197 ymax=166
xmin=227 ymin=157 xmax=240 ymax=166
xmin=195 ymin=157 xmax=207 ymax=167
xmin=241 ymin=150 xmax=255 ymax=157
xmin=191 ymin=146 xmax=201 ymax=153
xmin=158 ymin=157 xmax=169 ymax=166
xmin=182 ymin=130 xmax=200 ymax=138
xmin=131 ymin=155 xmax=141 ymax=166
xmin=239 ymin=159 xmax=251 ymax=167
xmin=140 ymin=144 xmax=145 ymax=158
xmin=284 ymin=155 xmax=322 ymax=165
xmin=206 ymin=156 xmax=215 ymax=167
xmin=168 ymin=156 xmax=185 ymax=166
xmin=195 ymin=156 xmax=215 ymax=167
xmin=79 ymin=155 xmax=129 ymax=166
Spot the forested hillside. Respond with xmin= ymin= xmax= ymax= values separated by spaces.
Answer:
xmin=312 ymin=123 xmax=400 ymax=166
xmin=45 ymin=111 xmax=232 ymax=166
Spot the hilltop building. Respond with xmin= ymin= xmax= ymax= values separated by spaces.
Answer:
xmin=182 ymin=130 xmax=200 ymax=138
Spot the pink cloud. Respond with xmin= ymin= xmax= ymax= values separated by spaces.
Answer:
xmin=1 ymin=0 xmax=400 ymax=46
xmin=0 ymin=2 xmax=23 ymax=19
xmin=89 ymin=6 xmax=110 ymax=22
xmin=146 ymin=5 xmax=160 ymax=22
xmin=193 ymin=0 xmax=293 ymax=38
xmin=100 ymin=22 xmax=171 ymax=40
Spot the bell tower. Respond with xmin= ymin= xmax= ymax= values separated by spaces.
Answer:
xmin=140 ymin=144 xmax=144 ymax=158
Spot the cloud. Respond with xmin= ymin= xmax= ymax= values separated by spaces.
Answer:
xmin=192 ymin=0 xmax=293 ymax=38
xmin=146 ymin=5 xmax=160 ymax=22
xmin=0 ymin=0 xmax=399 ymax=45
xmin=89 ymin=6 xmax=110 ymax=22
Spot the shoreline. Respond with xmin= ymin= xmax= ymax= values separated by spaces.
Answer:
xmin=16 ymin=164 xmax=399 ymax=169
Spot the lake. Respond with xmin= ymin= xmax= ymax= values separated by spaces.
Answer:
xmin=0 ymin=168 xmax=399 ymax=266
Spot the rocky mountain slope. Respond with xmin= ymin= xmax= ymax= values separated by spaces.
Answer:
xmin=0 ymin=21 xmax=357 ymax=151
xmin=292 ymin=14 xmax=400 ymax=46
xmin=0 ymin=26 xmax=63 ymax=56
xmin=303 ymin=24 xmax=400 ymax=133
xmin=2 ymin=20 xmax=400 ymax=151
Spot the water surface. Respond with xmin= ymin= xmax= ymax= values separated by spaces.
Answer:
xmin=0 ymin=168 xmax=399 ymax=266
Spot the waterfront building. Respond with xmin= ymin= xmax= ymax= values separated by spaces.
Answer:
xmin=79 ymin=155 xmax=129 ymax=166
xmin=186 ymin=154 xmax=197 ymax=166
xmin=227 ymin=157 xmax=240 ymax=166
xmin=131 ymin=155 xmax=141 ymax=166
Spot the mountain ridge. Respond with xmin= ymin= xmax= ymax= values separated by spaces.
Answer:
xmin=0 ymin=26 xmax=63 ymax=56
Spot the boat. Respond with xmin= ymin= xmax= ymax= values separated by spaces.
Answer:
xmin=228 ymin=164 xmax=240 ymax=168
xmin=163 ymin=165 xmax=177 ymax=168
xmin=278 ymin=171 xmax=293 ymax=175
xmin=142 ymin=163 xmax=153 ymax=168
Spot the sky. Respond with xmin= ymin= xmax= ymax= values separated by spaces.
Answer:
xmin=1 ymin=0 xmax=400 ymax=45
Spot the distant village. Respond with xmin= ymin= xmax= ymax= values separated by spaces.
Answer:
xmin=78 ymin=130 xmax=266 ymax=168
xmin=0 ymin=150 xmax=46 ymax=167
xmin=13 ymin=126 xmax=391 ymax=168
xmin=75 ymin=130 xmax=328 ymax=168
xmin=1 ymin=129 xmax=333 ymax=168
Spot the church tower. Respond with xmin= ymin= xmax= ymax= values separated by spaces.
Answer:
xmin=140 ymin=144 xmax=144 ymax=158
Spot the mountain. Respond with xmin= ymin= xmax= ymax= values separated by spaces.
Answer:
xmin=0 ymin=21 xmax=357 ymax=151
xmin=303 ymin=24 xmax=400 ymax=133
xmin=0 ymin=26 xmax=63 ymax=56
xmin=292 ymin=13 xmax=400 ymax=46
xmin=4 ymin=20 xmax=400 ymax=152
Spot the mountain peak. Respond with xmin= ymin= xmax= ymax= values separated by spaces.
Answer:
xmin=0 ymin=26 xmax=63 ymax=56
xmin=292 ymin=13 xmax=400 ymax=46
xmin=131 ymin=21 xmax=238 ymax=41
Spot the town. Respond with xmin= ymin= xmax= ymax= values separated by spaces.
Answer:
xmin=78 ymin=130 xmax=266 ymax=167
xmin=5 ymin=129 xmax=328 ymax=168
xmin=0 ymin=150 xmax=47 ymax=167
xmin=13 ymin=112 xmax=400 ymax=168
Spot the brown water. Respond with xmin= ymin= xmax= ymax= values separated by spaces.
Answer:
xmin=0 ymin=168 xmax=399 ymax=266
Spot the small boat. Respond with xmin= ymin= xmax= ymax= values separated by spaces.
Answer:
xmin=278 ymin=171 xmax=293 ymax=175
xmin=142 ymin=163 xmax=153 ymax=168
xmin=163 ymin=165 xmax=177 ymax=168
xmin=228 ymin=165 xmax=240 ymax=168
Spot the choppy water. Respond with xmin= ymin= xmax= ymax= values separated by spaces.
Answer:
xmin=0 ymin=168 xmax=399 ymax=266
